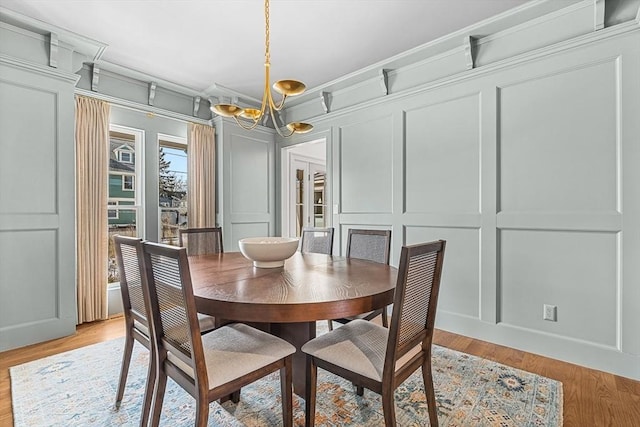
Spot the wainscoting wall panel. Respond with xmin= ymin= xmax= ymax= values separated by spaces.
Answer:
xmin=404 ymin=93 xmax=480 ymax=214
xmin=278 ymin=22 xmax=640 ymax=380
xmin=0 ymin=60 xmax=76 ymax=351
xmin=339 ymin=115 xmax=394 ymax=214
xmin=406 ymin=226 xmax=481 ymax=319
xmin=0 ymin=230 xmax=59 ymax=326
xmin=230 ymin=134 xmax=271 ymax=215
xmin=498 ymin=59 xmax=618 ymax=214
xmin=216 ymin=117 xmax=275 ymax=252
xmin=0 ymin=81 xmax=57 ymax=215
xmin=499 ymin=229 xmax=618 ymax=347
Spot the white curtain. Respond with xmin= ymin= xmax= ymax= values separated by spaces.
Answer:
xmin=75 ymin=95 xmax=110 ymax=323
xmin=187 ymin=123 xmax=216 ymax=227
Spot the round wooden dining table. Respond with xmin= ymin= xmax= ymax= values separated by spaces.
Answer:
xmin=189 ymin=251 xmax=397 ymax=395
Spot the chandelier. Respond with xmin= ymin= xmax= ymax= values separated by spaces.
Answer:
xmin=211 ymin=0 xmax=313 ymax=137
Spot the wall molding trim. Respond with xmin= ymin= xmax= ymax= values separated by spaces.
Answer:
xmin=289 ymin=19 xmax=640 ymax=126
xmin=0 ymin=53 xmax=79 ymax=83
xmin=75 ymin=88 xmax=212 ymax=125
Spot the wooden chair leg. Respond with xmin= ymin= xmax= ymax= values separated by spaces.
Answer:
xmin=422 ymin=361 xmax=439 ymax=427
xmin=139 ymin=347 xmax=155 ymax=427
xmin=280 ymin=357 xmax=293 ymax=427
xmin=149 ymin=370 xmax=168 ymax=427
xmin=327 ymin=320 xmax=333 ymax=331
xmin=115 ymin=332 xmax=134 ymax=408
xmin=356 ymin=385 xmax=364 ymax=396
xmin=195 ymin=394 xmax=209 ymax=427
xmin=381 ymin=307 xmax=389 ymax=328
xmin=305 ymin=357 xmax=318 ymax=427
xmin=381 ymin=387 xmax=397 ymax=427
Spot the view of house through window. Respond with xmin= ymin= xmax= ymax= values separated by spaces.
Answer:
xmin=107 ymin=128 xmax=143 ymax=284
xmin=159 ymin=138 xmax=188 ymax=245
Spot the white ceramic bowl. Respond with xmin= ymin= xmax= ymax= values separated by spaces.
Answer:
xmin=238 ymin=237 xmax=300 ymax=268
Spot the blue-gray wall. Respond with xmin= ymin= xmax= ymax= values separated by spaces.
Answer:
xmin=278 ymin=2 xmax=640 ymax=380
xmin=1 ymin=1 xmax=639 ymax=382
xmin=0 ymin=18 xmax=80 ymax=349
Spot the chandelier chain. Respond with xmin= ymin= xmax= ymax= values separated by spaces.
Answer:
xmin=265 ymin=0 xmax=270 ymax=64
xmin=211 ymin=0 xmax=312 ymax=137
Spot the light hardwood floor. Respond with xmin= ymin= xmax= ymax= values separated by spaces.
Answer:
xmin=1 ymin=317 xmax=639 ymax=426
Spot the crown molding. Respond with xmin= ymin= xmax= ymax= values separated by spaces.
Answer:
xmin=295 ymin=17 xmax=640 ymax=127
xmin=286 ymin=0 xmax=586 ymax=108
xmin=0 ymin=6 xmax=106 ymax=61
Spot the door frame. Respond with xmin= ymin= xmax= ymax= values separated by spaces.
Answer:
xmin=280 ymin=138 xmax=327 ymax=238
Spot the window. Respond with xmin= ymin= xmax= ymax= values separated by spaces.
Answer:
xmin=108 ymin=126 xmax=144 ymax=284
xmin=119 ymin=151 xmax=132 ymax=163
xmin=158 ymin=135 xmax=188 ymax=245
xmin=108 ymin=201 xmax=118 ymax=219
xmin=122 ymin=175 xmax=134 ymax=191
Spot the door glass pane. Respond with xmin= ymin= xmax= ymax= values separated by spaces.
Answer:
xmin=295 ymin=169 xmax=305 ymax=237
xmin=313 ymin=172 xmax=326 ymax=228
xmin=159 ymin=141 xmax=188 ymax=244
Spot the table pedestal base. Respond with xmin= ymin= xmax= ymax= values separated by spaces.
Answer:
xmin=216 ymin=319 xmax=317 ymax=396
xmin=271 ymin=321 xmax=317 ymax=396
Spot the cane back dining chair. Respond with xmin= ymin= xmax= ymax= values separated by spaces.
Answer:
xmin=302 ymin=240 xmax=446 ymax=427
xmin=300 ymin=227 xmax=334 ymax=255
xmin=141 ymin=241 xmax=295 ymax=427
xmin=112 ymin=235 xmax=154 ymax=427
xmin=178 ymin=227 xmax=224 ymax=255
xmin=112 ymin=235 xmax=217 ymax=426
xmin=329 ymin=229 xmax=392 ymax=330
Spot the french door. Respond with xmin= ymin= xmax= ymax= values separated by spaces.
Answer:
xmin=290 ymin=157 xmax=327 ymax=237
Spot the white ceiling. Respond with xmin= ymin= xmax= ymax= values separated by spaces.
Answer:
xmin=1 ymin=0 xmax=534 ymax=100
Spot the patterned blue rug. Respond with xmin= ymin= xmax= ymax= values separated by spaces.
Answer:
xmin=10 ymin=328 xmax=562 ymax=426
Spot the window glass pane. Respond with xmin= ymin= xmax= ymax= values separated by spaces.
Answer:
xmin=108 ymin=129 xmax=141 ymax=284
xmin=107 ymin=209 xmax=138 ymax=284
xmin=159 ymin=142 xmax=187 ymax=244
xmin=123 ymin=175 xmax=134 ymax=191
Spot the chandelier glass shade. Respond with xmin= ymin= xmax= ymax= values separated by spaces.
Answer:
xmin=211 ymin=0 xmax=313 ymax=137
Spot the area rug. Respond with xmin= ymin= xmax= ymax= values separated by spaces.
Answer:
xmin=10 ymin=329 xmax=563 ymax=426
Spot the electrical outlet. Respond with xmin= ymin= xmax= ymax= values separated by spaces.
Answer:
xmin=543 ymin=304 xmax=557 ymax=322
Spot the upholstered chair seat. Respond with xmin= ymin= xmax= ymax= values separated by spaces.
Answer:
xmin=167 ymin=323 xmax=295 ymax=389
xmin=302 ymin=319 xmax=388 ymax=381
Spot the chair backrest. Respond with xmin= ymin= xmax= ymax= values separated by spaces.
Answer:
xmin=142 ymin=241 xmax=206 ymax=387
xmin=346 ymin=229 xmax=391 ymax=264
xmin=178 ymin=227 xmax=224 ymax=255
xmin=113 ymin=235 xmax=148 ymax=328
xmin=385 ymin=240 xmax=446 ymax=370
xmin=300 ymin=227 xmax=334 ymax=255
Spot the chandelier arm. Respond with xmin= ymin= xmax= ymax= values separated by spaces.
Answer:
xmin=270 ymin=93 xmax=287 ymax=111
xmin=268 ymin=100 xmax=295 ymax=138
xmin=233 ymin=116 xmax=261 ymax=131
